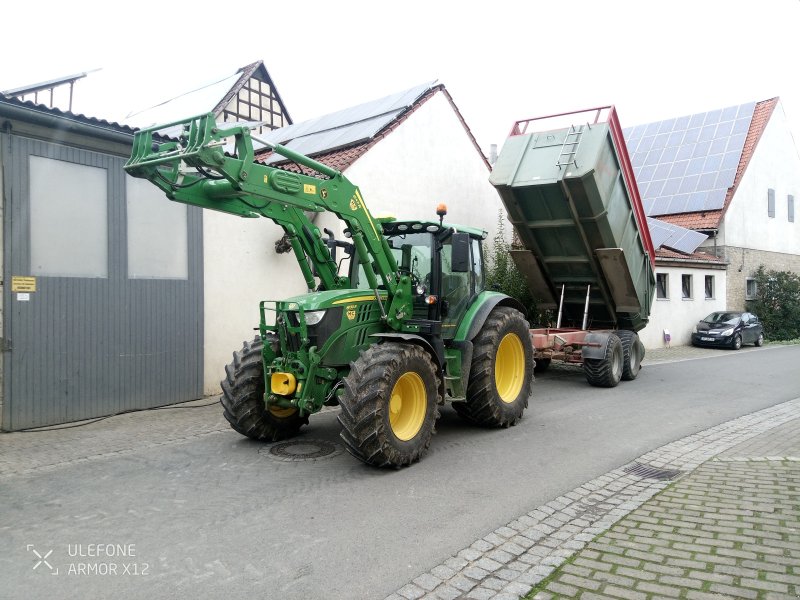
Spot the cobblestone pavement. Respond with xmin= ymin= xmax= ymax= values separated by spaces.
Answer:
xmin=387 ymin=397 xmax=800 ymax=600
xmin=0 ymin=398 xmax=229 ymax=478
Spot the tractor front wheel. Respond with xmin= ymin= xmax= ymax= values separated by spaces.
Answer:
xmin=455 ymin=307 xmax=533 ymax=428
xmin=338 ymin=342 xmax=440 ymax=468
xmin=220 ymin=336 xmax=307 ymax=442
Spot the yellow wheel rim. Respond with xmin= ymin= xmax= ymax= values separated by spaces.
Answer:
xmin=269 ymin=405 xmax=297 ymax=419
xmin=495 ymin=333 xmax=525 ymax=403
xmin=388 ymin=372 xmax=427 ymax=441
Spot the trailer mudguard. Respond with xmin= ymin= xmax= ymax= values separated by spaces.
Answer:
xmin=581 ymin=331 xmax=616 ymax=360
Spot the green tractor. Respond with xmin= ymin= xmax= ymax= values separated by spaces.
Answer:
xmin=124 ymin=113 xmax=533 ymax=467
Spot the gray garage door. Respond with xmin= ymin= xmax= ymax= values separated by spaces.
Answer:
xmin=2 ymin=134 xmax=203 ymax=430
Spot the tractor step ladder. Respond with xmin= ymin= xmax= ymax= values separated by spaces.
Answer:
xmin=557 ymin=124 xmax=585 ymax=169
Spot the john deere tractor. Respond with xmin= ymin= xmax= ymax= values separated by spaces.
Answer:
xmin=124 ymin=113 xmax=533 ymax=467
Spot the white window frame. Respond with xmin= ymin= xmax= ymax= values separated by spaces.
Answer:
xmin=681 ymin=274 xmax=693 ymax=300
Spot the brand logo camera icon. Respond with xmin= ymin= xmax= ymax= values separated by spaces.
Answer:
xmin=27 ymin=545 xmax=58 ymax=574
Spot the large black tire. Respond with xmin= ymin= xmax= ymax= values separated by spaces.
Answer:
xmin=454 ymin=307 xmax=533 ymax=428
xmin=533 ymin=358 xmax=551 ymax=373
xmin=338 ymin=343 xmax=440 ymax=468
xmin=583 ymin=334 xmax=623 ymax=388
xmin=220 ymin=336 xmax=307 ymax=441
xmin=616 ymin=330 xmax=644 ymax=381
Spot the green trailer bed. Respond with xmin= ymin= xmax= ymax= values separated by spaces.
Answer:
xmin=490 ymin=106 xmax=656 ymax=332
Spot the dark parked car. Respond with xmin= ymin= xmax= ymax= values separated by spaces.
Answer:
xmin=691 ymin=311 xmax=764 ymax=350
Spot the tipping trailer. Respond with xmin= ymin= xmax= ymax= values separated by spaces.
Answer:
xmin=490 ymin=106 xmax=656 ymax=387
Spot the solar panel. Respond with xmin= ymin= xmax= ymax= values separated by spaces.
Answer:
xmin=646 ymin=217 xmax=708 ymax=254
xmin=256 ymin=81 xmax=437 ymax=162
xmin=623 ymin=101 xmax=755 ymax=217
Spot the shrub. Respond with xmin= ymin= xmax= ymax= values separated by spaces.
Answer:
xmin=747 ymin=265 xmax=800 ymax=341
xmin=484 ymin=211 xmax=549 ymax=325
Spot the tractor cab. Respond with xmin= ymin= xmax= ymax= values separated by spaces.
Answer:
xmin=350 ymin=217 xmax=487 ymax=339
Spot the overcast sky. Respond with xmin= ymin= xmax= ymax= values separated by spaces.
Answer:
xmin=3 ymin=0 xmax=799 ymax=156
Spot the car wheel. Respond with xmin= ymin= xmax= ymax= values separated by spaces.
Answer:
xmin=754 ymin=333 xmax=764 ymax=347
xmin=732 ymin=334 xmax=742 ymax=350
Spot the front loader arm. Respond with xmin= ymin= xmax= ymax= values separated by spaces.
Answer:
xmin=124 ymin=113 xmax=415 ymax=330
xmin=124 ymin=113 xmax=398 ymax=296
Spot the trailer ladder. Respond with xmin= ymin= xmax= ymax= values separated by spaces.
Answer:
xmin=557 ymin=124 xmax=585 ymax=169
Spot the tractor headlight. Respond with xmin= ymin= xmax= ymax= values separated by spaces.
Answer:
xmin=304 ymin=310 xmax=326 ymax=326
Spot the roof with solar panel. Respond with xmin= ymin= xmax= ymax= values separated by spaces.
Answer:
xmin=623 ymin=98 xmax=779 ymax=258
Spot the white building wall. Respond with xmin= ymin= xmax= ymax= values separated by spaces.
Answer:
xmin=335 ymin=91 xmax=503 ymax=242
xmin=203 ymin=213 xmax=308 ymax=393
xmin=716 ymin=102 xmax=800 ymax=253
xmin=202 ymin=90 xmax=504 ymax=393
xmin=639 ymin=265 xmax=727 ymax=349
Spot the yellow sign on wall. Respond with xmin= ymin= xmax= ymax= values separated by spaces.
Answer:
xmin=11 ymin=276 xmax=37 ymax=293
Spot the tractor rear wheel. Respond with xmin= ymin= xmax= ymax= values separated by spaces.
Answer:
xmin=583 ymin=334 xmax=623 ymax=388
xmin=616 ymin=330 xmax=644 ymax=381
xmin=338 ymin=342 xmax=440 ymax=468
xmin=220 ymin=336 xmax=307 ymax=441
xmin=455 ymin=307 xmax=533 ymax=428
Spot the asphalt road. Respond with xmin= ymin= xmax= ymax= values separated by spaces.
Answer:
xmin=2 ymin=345 xmax=799 ymax=600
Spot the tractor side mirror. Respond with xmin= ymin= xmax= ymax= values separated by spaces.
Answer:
xmin=451 ymin=232 xmax=471 ymax=272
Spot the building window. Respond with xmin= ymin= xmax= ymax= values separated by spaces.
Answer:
xmin=682 ymin=274 xmax=693 ymax=299
xmin=746 ymin=278 xmax=758 ymax=300
xmin=704 ymin=275 xmax=714 ymax=299
xmin=29 ymin=156 xmax=108 ymax=278
xmin=768 ymin=188 xmax=775 ymax=218
xmin=127 ymin=176 xmax=189 ymax=279
xmin=790 ymin=194 xmax=795 ymax=223
xmin=656 ymin=273 xmax=669 ymax=299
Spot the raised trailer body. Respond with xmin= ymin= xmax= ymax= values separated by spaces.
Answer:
xmin=490 ymin=107 xmax=656 ymax=385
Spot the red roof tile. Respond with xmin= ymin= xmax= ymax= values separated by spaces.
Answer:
xmin=656 ymin=211 xmax=722 ymax=230
xmin=715 ymin=97 xmax=778 ymax=223
xmin=655 ymin=247 xmax=726 ymax=263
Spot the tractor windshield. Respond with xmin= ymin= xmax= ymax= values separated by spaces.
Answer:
xmin=352 ymin=232 xmax=432 ymax=290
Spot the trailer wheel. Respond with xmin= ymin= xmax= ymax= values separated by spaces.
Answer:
xmin=534 ymin=358 xmax=551 ymax=373
xmin=338 ymin=342 xmax=440 ymax=468
xmin=221 ymin=336 xmax=307 ymax=442
xmin=455 ymin=307 xmax=533 ymax=428
xmin=583 ymin=334 xmax=623 ymax=388
xmin=615 ymin=330 xmax=644 ymax=381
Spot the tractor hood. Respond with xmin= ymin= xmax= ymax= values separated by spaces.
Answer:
xmin=280 ymin=289 xmax=388 ymax=311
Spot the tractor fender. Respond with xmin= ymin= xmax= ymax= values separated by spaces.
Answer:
xmin=369 ymin=332 xmax=446 ymax=400
xmin=581 ymin=331 xmax=616 ymax=360
xmin=460 ymin=293 xmax=527 ymax=343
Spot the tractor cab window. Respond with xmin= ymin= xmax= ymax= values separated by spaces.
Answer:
xmin=351 ymin=232 xmax=432 ymax=291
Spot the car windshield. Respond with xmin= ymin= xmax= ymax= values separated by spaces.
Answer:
xmin=702 ymin=312 xmax=741 ymax=326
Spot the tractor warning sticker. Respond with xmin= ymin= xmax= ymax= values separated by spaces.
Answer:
xmin=304 ymin=184 xmax=317 ymax=195
xmin=346 ymin=305 xmax=357 ymax=320
xmin=11 ymin=276 xmax=36 ymax=293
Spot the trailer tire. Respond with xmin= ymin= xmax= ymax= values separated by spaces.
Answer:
xmin=338 ymin=342 xmax=440 ymax=468
xmin=455 ymin=307 xmax=533 ymax=428
xmin=616 ymin=330 xmax=644 ymax=381
xmin=534 ymin=358 xmax=551 ymax=373
xmin=583 ymin=334 xmax=623 ymax=388
xmin=221 ymin=336 xmax=307 ymax=442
